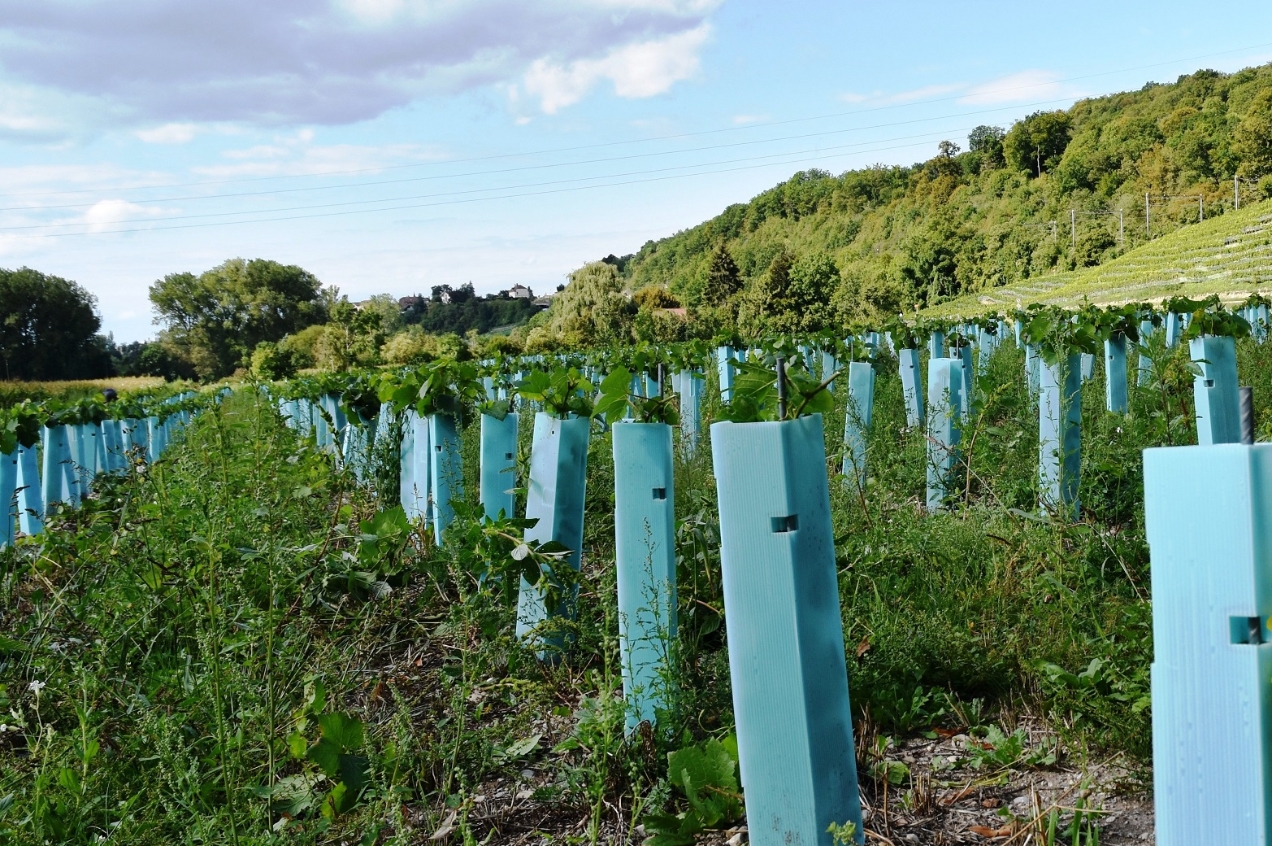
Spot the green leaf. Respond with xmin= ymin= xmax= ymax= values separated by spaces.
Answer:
xmin=318 ymin=711 xmax=365 ymax=750
xmin=501 ymin=733 xmax=542 ymax=760
xmin=307 ymin=738 xmax=341 ymax=777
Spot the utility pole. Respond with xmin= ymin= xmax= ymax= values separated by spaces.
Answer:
xmin=1146 ymin=193 xmax=1151 ymax=238
xmin=1200 ymin=195 xmax=1205 ymax=222
xmin=1236 ymin=175 xmax=1241 ymax=211
xmin=1119 ymin=209 xmax=1125 ymax=244
xmin=1071 ymin=209 xmax=1076 ymax=248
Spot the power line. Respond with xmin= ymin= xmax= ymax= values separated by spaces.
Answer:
xmin=4 ymin=38 xmax=1271 ymax=202
xmin=0 ymin=123 xmax=994 ymax=230
xmin=0 ymin=97 xmax=1077 ymax=213
xmin=5 ymin=134 xmax=959 ymax=240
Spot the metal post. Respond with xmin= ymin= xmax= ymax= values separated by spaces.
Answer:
xmin=1240 ymin=387 xmax=1255 ymax=445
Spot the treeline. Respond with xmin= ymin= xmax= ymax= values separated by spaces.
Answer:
xmin=0 ymin=267 xmax=115 ymax=381
xmin=0 ymin=260 xmax=548 ymax=383
xmin=599 ymin=64 xmax=1272 ymax=333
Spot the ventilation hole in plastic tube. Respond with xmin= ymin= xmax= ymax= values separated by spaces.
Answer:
xmin=771 ymin=514 xmax=799 ymax=533
xmin=1230 ymin=615 xmax=1265 ymax=645
xmin=652 ymin=488 xmax=666 ymax=500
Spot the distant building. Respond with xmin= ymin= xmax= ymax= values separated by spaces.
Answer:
xmin=398 ymin=295 xmax=424 ymax=310
xmin=532 ymin=296 xmax=554 ymax=308
xmin=509 ymin=284 xmax=533 ymax=299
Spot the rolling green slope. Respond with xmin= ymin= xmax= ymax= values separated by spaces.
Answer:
xmin=927 ymin=198 xmax=1272 ymax=317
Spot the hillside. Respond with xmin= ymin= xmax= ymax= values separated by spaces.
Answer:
xmin=930 ymin=197 xmax=1272 ymax=315
xmin=603 ymin=63 xmax=1272 ymax=333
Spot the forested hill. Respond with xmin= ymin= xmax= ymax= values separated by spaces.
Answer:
xmin=608 ymin=63 xmax=1272 ymax=332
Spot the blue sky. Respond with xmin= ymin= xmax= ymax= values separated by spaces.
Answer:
xmin=1 ymin=0 xmax=1271 ymax=343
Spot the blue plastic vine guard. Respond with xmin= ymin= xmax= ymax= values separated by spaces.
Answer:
xmin=0 ymin=449 xmax=16 ymax=547
xmin=678 ymin=370 xmax=704 ymax=457
xmin=1145 ymin=444 xmax=1272 ymax=845
xmin=926 ymin=358 xmax=963 ymax=512
xmin=957 ymin=345 xmax=974 ymax=416
xmin=516 ymin=412 xmax=591 ymax=658
xmin=1190 ymin=335 xmax=1240 ymax=445
xmin=843 ymin=361 xmax=875 ymax=480
xmin=16 ymin=444 xmax=42 ymax=535
xmin=928 ymin=330 xmax=945 ymax=360
xmin=1025 ymin=345 xmax=1040 ymax=396
xmin=717 ymin=346 xmax=736 ymax=401
xmin=612 ymin=422 xmax=678 ymax=731
xmin=146 ymin=416 xmax=164 ymax=461
xmin=399 ymin=410 xmax=432 ymax=523
xmin=898 ymin=348 xmax=924 ymax=428
xmin=821 ymin=350 xmax=839 ymax=393
xmin=1039 ymin=355 xmax=1081 ymax=516
xmin=1137 ymin=320 xmax=1154 ymax=386
xmin=1165 ymin=312 xmax=1181 ymax=348
xmin=479 ymin=412 xmax=518 ymax=521
xmin=429 ymin=414 xmax=463 ymax=545
xmin=710 ymin=414 xmax=864 ymax=845
xmin=41 ymin=426 xmax=68 ymax=507
xmin=1105 ymin=336 xmax=1128 ymax=414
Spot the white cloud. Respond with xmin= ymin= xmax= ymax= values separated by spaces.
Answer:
xmin=958 ymin=70 xmax=1080 ymax=105
xmin=522 ymin=23 xmax=709 ymax=113
xmin=839 ymin=83 xmax=963 ymax=106
xmin=731 ymin=114 xmax=766 ymax=125
xmin=0 ymin=1 xmax=720 ymax=128
xmin=136 ymin=123 xmax=198 ymax=144
xmin=83 ymin=199 xmax=166 ymax=233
